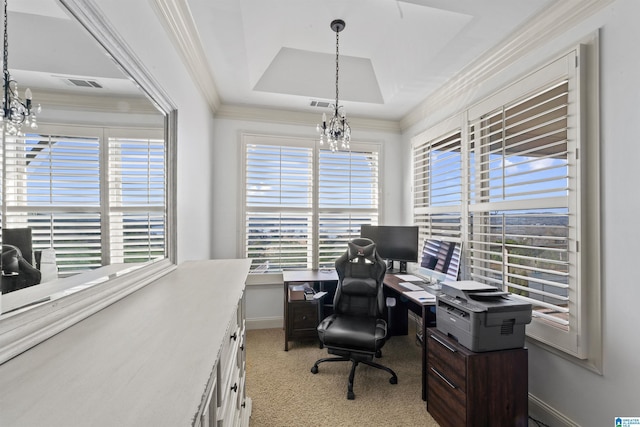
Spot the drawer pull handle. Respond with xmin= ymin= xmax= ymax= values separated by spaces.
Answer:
xmin=231 ymin=383 xmax=238 ymax=393
xmin=230 ymin=332 xmax=238 ymax=341
xmin=430 ymin=367 xmax=457 ymax=390
xmin=240 ymin=344 xmax=245 ymax=351
xmin=430 ymin=334 xmax=457 ymax=353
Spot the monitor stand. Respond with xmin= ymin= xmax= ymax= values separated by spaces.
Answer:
xmin=399 ymin=261 xmax=407 ymax=273
xmin=386 ymin=260 xmax=408 ymax=274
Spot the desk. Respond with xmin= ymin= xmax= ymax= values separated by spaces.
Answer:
xmin=383 ymin=273 xmax=437 ymax=401
xmin=282 ymin=270 xmax=338 ymax=351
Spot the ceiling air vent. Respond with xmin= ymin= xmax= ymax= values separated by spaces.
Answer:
xmin=310 ymin=100 xmax=331 ymax=108
xmin=66 ymin=78 xmax=103 ymax=89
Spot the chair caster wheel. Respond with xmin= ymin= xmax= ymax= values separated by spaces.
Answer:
xmin=390 ymin=376 xmax=397 ymax=385
xmin=375 ymin=350 xmax=382 ymax=358
xmin=311 ymin=366 xmax=318 ymax=374
xmin=347 ymin=391 xmax=355 ymax=400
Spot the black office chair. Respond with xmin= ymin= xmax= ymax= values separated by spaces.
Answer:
xmin=311 ymin=238 xmax=397 ymax=400
xmin=1 ymin=244 xmax=42 ymax=293
xmin=4 ymin=227 xmax=35 ymax=266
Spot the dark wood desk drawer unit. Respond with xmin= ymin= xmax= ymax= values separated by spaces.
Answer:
xmin=287 ymin=301 xmax=318 ymax=341
xmin=426 ymin=328 xmax=528 ymax=427
xmin=282 ymin=270 xmax=338 ymax=351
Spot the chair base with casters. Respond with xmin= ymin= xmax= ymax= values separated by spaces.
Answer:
xmin=311 ymin=313 xmax=398 ymax=400
xmin=311 ymin=347 xmax=398 ymax=400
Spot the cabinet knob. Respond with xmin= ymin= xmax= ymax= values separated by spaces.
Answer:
xmin=240 ymin=344 xmax=245 ymax=351
xmin=302 ymin=315 xmax=307 ymax=320
xmin=230 ymin=332 xmax=237 ymax=341
xmin=231 ymin=383 xmax=238 ymax=393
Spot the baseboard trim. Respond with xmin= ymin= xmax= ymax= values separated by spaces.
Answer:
xmin=529 ymin=393 xmax=580 ymax=427
xmin=247 ymin=317 xmax=282 ymax=330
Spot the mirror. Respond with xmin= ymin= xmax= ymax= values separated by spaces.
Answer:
xmin=0 ymin=0 xmax=176 ymax=363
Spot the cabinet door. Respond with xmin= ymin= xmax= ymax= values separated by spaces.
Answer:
xmin=200 ymin=375 xmax=217 ymax=427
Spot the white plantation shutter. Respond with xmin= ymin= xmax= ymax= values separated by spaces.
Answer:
xmin=412 ymin=51 xmax=591 ymax=358
xmin=467 ymin=51 xmax=582 ymax=358
xmin=243 ymin=135 xmax=380 ymax=271
xmin=108 ymin=132 xmax=166 ymax=264
xmin=318 ymin=148 xmax=379 ymax=268
xmin=3 ymin=125 xmax=166 ymax=276
xmin=468 ymin=79 xmax=572 ymax=329
xmin=4 ymin=132 xmax=103 ymax=273
xmin=245 ymin=141 xmax=314 ymax=270
xmin=412 ymin=123 xmax=463 ymax=248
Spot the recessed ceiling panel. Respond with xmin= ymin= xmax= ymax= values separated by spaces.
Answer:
xmin=188 ymin=0 xmax=556 ymax=119
xmin=254 ymin=47 xmax=383 ymax=104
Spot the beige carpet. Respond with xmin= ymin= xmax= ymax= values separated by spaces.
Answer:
xmin=245 ymin=326 xmax=440 ymax=427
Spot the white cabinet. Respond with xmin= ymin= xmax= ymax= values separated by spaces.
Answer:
xmin=0 ymin=259 xmax=252 ymax=427
xmin=215 ymin=293 xmax=250 ymax=427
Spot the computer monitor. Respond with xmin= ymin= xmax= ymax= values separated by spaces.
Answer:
xmin=360 ymin=225 xmax=419 ymax=273
xmin=417 ymin=238 xmax=462 ymax=282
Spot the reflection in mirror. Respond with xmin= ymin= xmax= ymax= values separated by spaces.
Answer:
xmin=0 ymin=0 xmax=173 ymax=319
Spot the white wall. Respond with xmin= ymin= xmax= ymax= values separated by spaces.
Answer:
xmin=402 ymin=1 xmax=639 ymax=425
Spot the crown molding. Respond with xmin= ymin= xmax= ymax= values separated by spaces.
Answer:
xmin=151 ymin=0 xmax=220 ymax=112
xmin=400 ymin=0 xmax=614 ymax=131
xmin=152 ymin=0 xmax=612 ymax=134
xmin=215 ymin=104 xmax=401 ymax=134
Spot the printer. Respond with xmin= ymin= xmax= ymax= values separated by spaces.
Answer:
xmin=436 ymin=280 xmax=532 ymax=352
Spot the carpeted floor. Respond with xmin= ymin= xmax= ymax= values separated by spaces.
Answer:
xmin=245 ymin=326 xmax=440 ymax=427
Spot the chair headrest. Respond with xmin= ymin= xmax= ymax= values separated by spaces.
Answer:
xmin=348 ymin=241 xmax=377 ymax=263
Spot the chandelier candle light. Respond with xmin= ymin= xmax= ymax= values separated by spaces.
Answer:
xmin=2 ymin=0 xmax=40 ymax=135
xmin=317 ymin=19 xmax=350 ymax=152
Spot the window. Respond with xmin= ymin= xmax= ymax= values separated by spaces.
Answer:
xmin=3 ymin=124 xmax=165 ymax=276
xmin=413 ymin=117 xmax=463 ymax=247
xmin=243 ymin=134 xmax=380 ymax=271
xmin=107 ymin=130 xmax=166 ymax=264
xmin=412 ymin=49 xmax=598 ymax=360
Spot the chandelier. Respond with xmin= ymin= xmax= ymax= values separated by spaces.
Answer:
xmin=2 ymin=0 xmax=39 ymax=135
xmin=316 ymin=19 xmax=350 ymax=152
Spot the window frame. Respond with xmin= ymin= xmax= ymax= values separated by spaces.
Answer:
xmin=241 ymin=133 xmax=382 ymax=273
xmin=411 ymin=45 xmax=601 ymax=366
xmin=3 ymin=123 xmax=166 ymax=276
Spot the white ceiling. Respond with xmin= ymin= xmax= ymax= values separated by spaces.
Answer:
xmin=9 ymin=0 xmax=556 ymax=122
xmin=7 ymin=1 xmax=139 ymax=98
xmin=186 ymin=0 xmax=555 ymax=121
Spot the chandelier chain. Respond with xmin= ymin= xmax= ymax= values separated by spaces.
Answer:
xmin=335 ymin=28 xmax=339 ymax=115
xmin=3 ymin=0 xmax=8 ymax=84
